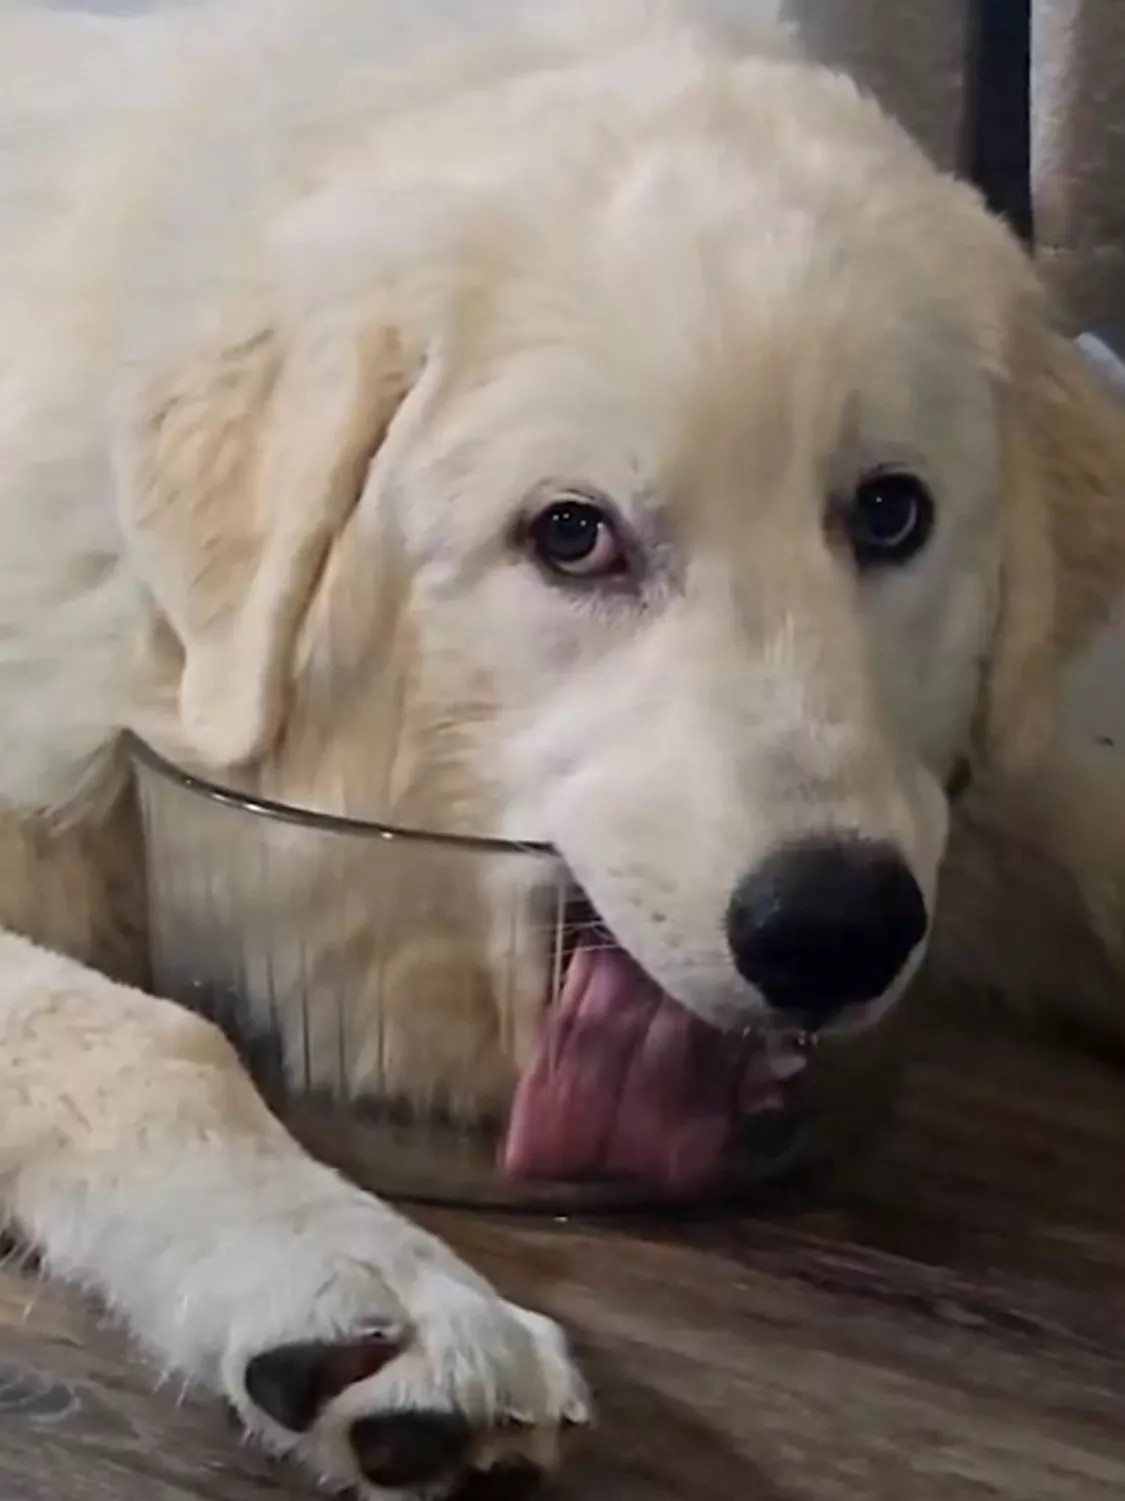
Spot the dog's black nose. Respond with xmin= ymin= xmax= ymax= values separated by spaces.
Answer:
xmin=725 ymin=837 xmax=927 ymax=1026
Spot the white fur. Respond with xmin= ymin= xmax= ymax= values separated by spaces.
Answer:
xmin=1 ymin=3 xmax=1124 ymax=1498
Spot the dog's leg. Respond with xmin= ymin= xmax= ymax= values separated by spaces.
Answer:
xmin=930 ymin=740 xmax=1125 ymax=1049
xmin=0 ymin=930 xmax=588 ymax=1498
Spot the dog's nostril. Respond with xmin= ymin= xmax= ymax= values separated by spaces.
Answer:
xmin=725 ymin=836 xmax=927 ymax=1025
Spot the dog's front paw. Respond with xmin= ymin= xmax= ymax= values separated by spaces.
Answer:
xmin=219 ymin=1194 xmax=590 ymax=1498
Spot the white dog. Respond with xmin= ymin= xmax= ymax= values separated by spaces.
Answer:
xmin=2 ymin=2 xmax=1125 ymax=1496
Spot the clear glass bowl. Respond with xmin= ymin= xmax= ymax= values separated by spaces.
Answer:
xmin=131 ymin=735 xmax=906 ymax=1212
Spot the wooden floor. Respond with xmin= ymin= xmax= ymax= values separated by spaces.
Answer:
xmin=3 ymin=1011 xmax=1125 ymax=1501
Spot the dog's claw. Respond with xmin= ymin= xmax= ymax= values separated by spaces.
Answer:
xmin=496 ymin=1410 xmax=535 ymax=1431
xmin=561 ymin=1397 xmax=593 ymax=1430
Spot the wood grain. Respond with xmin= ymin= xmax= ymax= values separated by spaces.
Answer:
xmin=2 ymin=1012 xmax=1124 ymax=1500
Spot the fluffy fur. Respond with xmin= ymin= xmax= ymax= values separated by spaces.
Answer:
xmin=2 ymin=2 xmax=1125 ymax=1496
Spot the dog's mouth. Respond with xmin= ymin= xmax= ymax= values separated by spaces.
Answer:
xmin=500 ymin=895 xmax=816 ymax=1194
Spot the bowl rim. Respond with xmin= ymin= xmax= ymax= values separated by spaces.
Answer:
xmin=126 ymin=733 xmax=557 ymax=861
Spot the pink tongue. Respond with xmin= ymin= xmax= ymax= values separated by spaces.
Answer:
xmin=501 ymin=939 xmax=793 ymax=1194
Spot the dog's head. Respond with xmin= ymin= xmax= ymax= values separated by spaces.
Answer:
xmin=122 ymin=15 xmax=1125 ymax=1181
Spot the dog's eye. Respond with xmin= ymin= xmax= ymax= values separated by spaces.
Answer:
xmin=528 ymin=498 xmax=626 ymax=579
xmin=843 ymin=470 xmax=934 ymax=567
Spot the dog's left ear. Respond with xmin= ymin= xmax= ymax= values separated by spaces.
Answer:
xmin=978 ymin=309 xmax=1125 ymax=772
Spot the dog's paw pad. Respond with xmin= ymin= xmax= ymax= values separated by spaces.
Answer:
xmin=244 ymin=1323 xmax=406 ymax=1433
xmin=350 ymin=1410 xmax=474 ymax=1490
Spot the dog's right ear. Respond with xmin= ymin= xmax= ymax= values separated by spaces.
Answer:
xmin=977 ymin=314 xmax=1125 ymax=773
xmin=116 ymin=282 xmax=423 ymax=771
